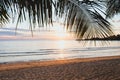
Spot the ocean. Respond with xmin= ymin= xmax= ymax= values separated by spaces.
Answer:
xmin=0 ymin=40 xmax=120 ymax=63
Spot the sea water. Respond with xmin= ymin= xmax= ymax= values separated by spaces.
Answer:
xmin=0 ymin=40 xmax=120 ymax=63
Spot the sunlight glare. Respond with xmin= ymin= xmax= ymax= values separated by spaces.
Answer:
xmin=57 ymin=53 xmax=69 ymax=59
xmin=57 ymin=40 xmax=66 ymax=49
xmin=52 ymin=23 xmax=70 ymax=40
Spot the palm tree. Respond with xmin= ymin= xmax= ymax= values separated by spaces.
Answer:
xmin=0 ymin=0 xmax=115 ymax=39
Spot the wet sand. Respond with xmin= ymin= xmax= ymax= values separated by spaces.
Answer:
xmin=0 ymin=56 xmax=120 ymax=80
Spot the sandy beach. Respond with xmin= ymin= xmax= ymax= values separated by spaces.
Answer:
xmin=0 ymin=56 xmax=120 ymax=80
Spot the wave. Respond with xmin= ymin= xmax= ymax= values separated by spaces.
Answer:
xmin=0 ymin=46 xmax=120 ymax=57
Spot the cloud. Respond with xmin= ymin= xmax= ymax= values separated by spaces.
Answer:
xmin=0 ymin=27 xmax=74 ymax=40
xmin=0 ymin=31 xmax=21 ymax=36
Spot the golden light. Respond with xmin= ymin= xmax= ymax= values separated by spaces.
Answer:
xmin=57 ymin=53 xmax=67 ymax=59
xmin=55 ymin=40 xmax=69 ymax=59
xmin=52 ymin=22 xmax=70 ymax=40
xmin=55 ymin=27 xmax=67 ymax=37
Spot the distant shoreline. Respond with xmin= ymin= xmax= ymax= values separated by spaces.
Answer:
xmin=76 ymin=34 xmax=120 ymax=41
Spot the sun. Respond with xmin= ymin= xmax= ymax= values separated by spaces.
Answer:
xmin=52 ymin=23 xmax=69 ymax=39
xmin=54 ymin=26 xmax=66 ymax=37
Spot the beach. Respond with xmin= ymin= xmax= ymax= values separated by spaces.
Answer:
xmin=0 ymin=56 xmax=120 ymax=80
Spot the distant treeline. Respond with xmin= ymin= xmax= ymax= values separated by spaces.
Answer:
xmin=76 ymin=34 xmax=120 ymax=40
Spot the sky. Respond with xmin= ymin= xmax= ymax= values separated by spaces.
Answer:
xmin=0 ymin=14 xmax=120 ymax=40
xmin=0 ymin=0 xmax=120 ymax=40
xmin=109 ymin=14 xmax=120 ymax=34
xmin=0 ymin=22 xmax=75 ymax=40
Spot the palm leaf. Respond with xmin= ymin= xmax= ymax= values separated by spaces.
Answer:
xmin=106 ymin=0 xmax=120 ymax=18
xmin=1 ymin=0 xmax=53 ymax=27
xmin=0 ymin=0 xmax=114 ymax=39
xmin=0 ymin=0 xmax=10 ymax=27
xmin=1 ymin=0 xmax=53 ymax=35
xmin=56 ymin=0 xmax=113 ymax=39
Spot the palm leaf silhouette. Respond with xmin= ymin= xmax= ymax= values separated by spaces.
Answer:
xmin=106 ymin=0 xmax=120 ymax=18
xmin=0 ymin=0 xmax=114 ymax=39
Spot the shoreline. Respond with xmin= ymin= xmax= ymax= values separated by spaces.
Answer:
xmin=0 ymin=56 xmax=120 ymax=71
xmin=0 ymin=56 xmax=120 ymax=80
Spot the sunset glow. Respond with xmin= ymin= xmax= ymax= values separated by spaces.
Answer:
xmin=54 ymin=26 xmax=67 ymax=38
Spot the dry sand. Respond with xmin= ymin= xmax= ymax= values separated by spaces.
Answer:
xmin=0 ymin=56 xmax=120 ymax=80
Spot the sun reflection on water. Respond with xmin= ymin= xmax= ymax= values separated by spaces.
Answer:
xmin=55 ymin=40 xmax=68 ymax=59
xmin=57 ymin=40 xmax=66 ymax=49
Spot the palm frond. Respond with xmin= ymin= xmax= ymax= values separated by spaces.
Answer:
xmin=0 ymin=0 xmax=114 ymax=39
xmin=0 ymin=0 xmax=10 ymax=27
xmin=10 ymin=0 xmax=53 ymax=27
xmin=0 ymin=0 xmax=53 ymax=36
xmin=56 ymin=0 xmax=113 ymax=39
xmin=106 ymin=0 xmax=120 ymax=18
